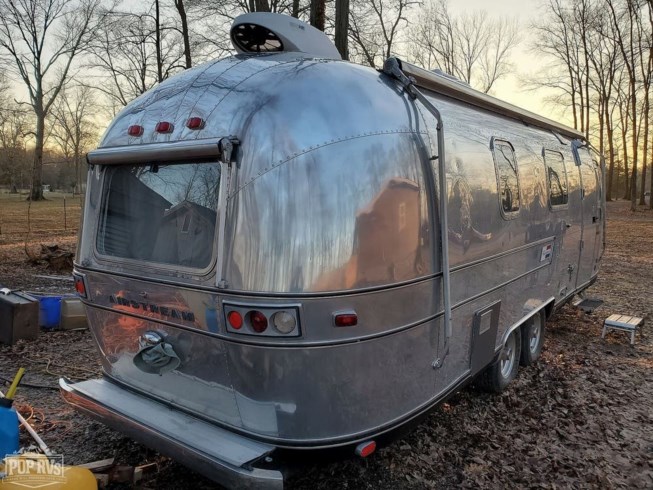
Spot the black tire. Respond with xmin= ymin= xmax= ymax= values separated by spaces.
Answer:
xmin=520 ymin=311 xmax=545 ymax=366
xmin=478 ymin=327 xmax=522 ymax=393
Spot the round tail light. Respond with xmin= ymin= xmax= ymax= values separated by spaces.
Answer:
xmin=272 ymin=311 xmax=296 ymax=334
xmin=227 ymin=310 xmax=243 ymax=330
xmin=249 ymin=311 xmax=268 ymax=333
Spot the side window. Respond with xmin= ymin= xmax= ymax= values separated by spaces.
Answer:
xmin=491 ymin=139 xmax=520 ymax=216
xmin=544 ymin=150 xmax=568 ymax=207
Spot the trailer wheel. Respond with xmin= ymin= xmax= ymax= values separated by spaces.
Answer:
xmin=478 ymin=328 xmax=521 ymax=393
xmin=520 ymin=311 xmax=545 ymax=366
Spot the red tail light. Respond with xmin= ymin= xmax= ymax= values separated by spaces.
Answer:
xmin=334 ymin=311 xmax=358 ymax=327
xmin=250 ymin=311 xmax=268 ymax=333
xmin=155 ymin=121 xmax=174 ymax=133
xmin=355 ymin=441 xmax=376 ymax=458
xmin=73 ymin=273 xmax=87 ymax=298
xmin=227 ymin=311 xmax=243 ymax=330
xmin=128 ymin=125 xmax=143 ymax=137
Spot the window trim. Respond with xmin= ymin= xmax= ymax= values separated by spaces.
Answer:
xmin=490 ymin=137 xmax=521 ymax=220
xmin=543 ymin=149 xmax=569 ymax=210
xmin=93 ymin=162 xmax=223 ymax=278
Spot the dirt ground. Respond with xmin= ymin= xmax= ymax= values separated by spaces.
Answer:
xmin=0 ymin=200 xmax=651 ymax=489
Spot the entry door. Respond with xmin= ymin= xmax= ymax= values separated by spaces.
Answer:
xmin=575 ymin=147 xmax=602 ymax=286
xmin=544 ymin=149 xmax=582 ymax=301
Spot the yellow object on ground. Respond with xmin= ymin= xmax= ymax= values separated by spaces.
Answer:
xmin=0 ymin=453 xmax=97 ymax=490
xmin=5 ymin=368 xmax=24 ymax=400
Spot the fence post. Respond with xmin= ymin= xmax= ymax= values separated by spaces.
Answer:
xmin=64 ymin=196 xmax=67 ymax=231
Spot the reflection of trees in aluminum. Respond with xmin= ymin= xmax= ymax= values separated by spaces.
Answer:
xmin=495 ymin=143 xmax=520 ymax=212
xmin=137 ymin=163 xmax=221 ymax=210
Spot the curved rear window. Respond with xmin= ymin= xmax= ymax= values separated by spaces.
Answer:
xmin=96 ymin=163 xmax=221 ymax=269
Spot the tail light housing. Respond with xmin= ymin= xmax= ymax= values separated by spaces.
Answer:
xmin=223 ymin=303 xmax=301 ymax=337
xmin=72 ymin=272 xmax=88 ymax=299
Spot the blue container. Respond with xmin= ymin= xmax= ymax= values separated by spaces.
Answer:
xmin=37 ymin=296 xmax=62 ymax=328
xmin=0 ymin=401 xmax=19 ymax=458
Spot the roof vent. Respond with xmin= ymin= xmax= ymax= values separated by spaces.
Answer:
xmin=230 ymin=13 xmax=341 ymax=60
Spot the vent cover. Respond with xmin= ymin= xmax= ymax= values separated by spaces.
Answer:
xmin=230 ymin=13 xmax=341 ymax=60
xmin=232 ymin=22 xmax=283 ymax=53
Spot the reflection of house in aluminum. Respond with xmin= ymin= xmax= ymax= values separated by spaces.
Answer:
xmin=152 ymin=201 xmax=216 ymax=267
xmin=312 ymin=178 xmax=423 ymax=291
xmin=352 ymin=178 xmax=421 ymax=286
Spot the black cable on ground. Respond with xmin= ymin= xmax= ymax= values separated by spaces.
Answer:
xmin=0 ymin=375 xmax=58 ymax=391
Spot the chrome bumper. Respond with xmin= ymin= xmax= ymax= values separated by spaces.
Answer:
xmin=59 ymin=378 xmax=284 ymax=489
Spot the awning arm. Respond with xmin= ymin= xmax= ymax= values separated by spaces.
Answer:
xmin=383 ymin=57 xmax=453 ymax=367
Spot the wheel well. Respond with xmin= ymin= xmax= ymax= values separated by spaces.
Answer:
xmin=544 ymin=301 xmax=555 ymax=320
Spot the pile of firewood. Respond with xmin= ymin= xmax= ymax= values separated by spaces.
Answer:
xmin=27 ymin=244 xmax=74 ymax=272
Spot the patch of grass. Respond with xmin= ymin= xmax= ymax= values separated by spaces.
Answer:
xmin=0 ymin=191 xmax=83 ymax=240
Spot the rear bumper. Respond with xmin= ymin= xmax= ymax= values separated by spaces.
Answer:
xmin=59 ymin=378 xmax=284 ymax=489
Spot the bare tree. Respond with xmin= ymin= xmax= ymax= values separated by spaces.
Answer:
xmin=175 ymin=0 xmax=193 ymax=68
xmin=48 ymin=85 xmax=98 ymax=193
xmin=310 ymin=0 xmax=325 ymax=30
xmin=633 ymin=6 xmax=652 ymax=205
xmin=531 ymin=0 xmax=589 ymax=132
xmin=348 ymin=0 xmax=417 ymax=68
xmin=0 ymin=99 xmax=31 ymax=192
xmin=586 ymin=4 xmax=619 ymax=200
xmin=408 ymin=0 xmax=519 ymax=93
xmin=0 ymin=0 xmax=105 ymax=201
xmin=85 ymin=7 xmax=185 ymax=108
xmin=606 ymin=0 xmax=640 ymax=210
xmin=334 ymin=0 xmax=350 ymax=59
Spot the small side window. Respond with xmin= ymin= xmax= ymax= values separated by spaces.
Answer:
xmin=491 ymin=138 xmax=520 ymax=216
xmin=544 ymin=150 xmax=568 ymax=207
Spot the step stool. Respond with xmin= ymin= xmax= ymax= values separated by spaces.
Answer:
xmin=602 ymin=314 xmax=643 ymax=345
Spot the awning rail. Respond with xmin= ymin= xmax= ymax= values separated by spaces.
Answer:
xmin=86 ymin=137 xmax=239 ymax=166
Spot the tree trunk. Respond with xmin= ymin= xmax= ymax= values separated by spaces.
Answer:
xmin=639 ymin=89 xmax=649 ymax=205
xmin=334 ymin=0 xmax=350 ymax=59
xmin=650 ymin=143 xmax=653 ymax=209
xmin=175 ymin=0 xmax=192 ymax=69
xmin=292 ymin=0 xmax=299 ymax=17
xmin=254 ymin=0 xmax=271 ymax=12
xmin=30 ymin=109 xmax=45 ymax=201
xmin=629 ymin=84 xmax=637 ymax=211
xmin=619 ymin=100 xmax=629 ymax=200
xmin=606 ymin=112 xmax=615 ymax=201
xmin=155 ymin=0 xmax=163 ymax=83
xmin=310 ymin=0 xmax=326 ymax=31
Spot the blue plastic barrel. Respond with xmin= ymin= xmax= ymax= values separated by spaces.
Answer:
xmin=36 ymin=296 xmax=62 ymax=328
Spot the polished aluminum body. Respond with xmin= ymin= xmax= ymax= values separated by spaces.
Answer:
xmin=67 ymin=50 xmax=604 ymax=488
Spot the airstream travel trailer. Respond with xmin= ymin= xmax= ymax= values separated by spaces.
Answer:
xmin=60 ymin=12 xmax=605 ymax=489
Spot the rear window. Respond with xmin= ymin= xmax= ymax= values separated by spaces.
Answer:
xmin=97 ymin=163 xmax=221 ymax=269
